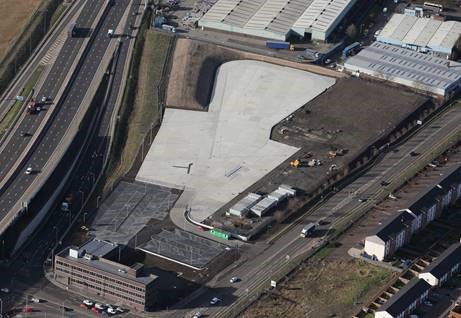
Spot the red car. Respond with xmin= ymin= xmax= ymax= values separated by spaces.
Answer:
xmin=22 ymin=307 xmax=33 ymax=313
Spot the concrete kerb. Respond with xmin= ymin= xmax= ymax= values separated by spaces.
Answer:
xmin=0 ymin=0 xmax=81 ymax=120
xmin=0 ymin=0 xmax=110 ymax=234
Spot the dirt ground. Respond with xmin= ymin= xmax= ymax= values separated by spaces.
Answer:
xmin=242 ymin=257 xmax=391 ymax=318
xmin=0 ymin=0 xmax=42 ymax=61
xmin=166 ymin=38 xmax=345 ymax=111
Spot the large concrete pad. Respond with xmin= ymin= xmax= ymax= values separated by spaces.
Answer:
xmin=136 ymin=60 xmax=335 ymax=221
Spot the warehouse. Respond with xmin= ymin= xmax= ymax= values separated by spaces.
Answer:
xmin=376 ymin=14 xmax=461 ymax=59
xmin=344 ymin=42 xmax=461 ymax=98
xmin=198 ymin=0 xmax=358 ymax=41
xmin=419 ymin=242 xmax=461 ymax=287
xmin=375 ymin=278 xmax=431 ymax=318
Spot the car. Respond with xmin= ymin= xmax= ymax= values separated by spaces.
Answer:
xmin=380 ymin=181 xmax=390 ymax=186
xmin=82 ymin=299 xmax=93 ymax=307
xmin=31 ymin=297 xmax=40 ymax=303
xmin=106 ymin=307 xmax=117 ymax=315
xmin=115 ymin=307 xmax=124 ymax=313
xmin=358 ymin=198 xmax=367 ymax=203
xmin=1 ymin=288 xmax=9 ymax=293
xmin=424 ymin=300 xmax=433 ymax=307
xmin=91 ymin=307 xmax=103 ymax=314
xmin=324 ymin=58 xmax=332 ymax=65
xmin=22 ymin=307 xmax=33 ymax=313
xmin=192 ymin=312 xmax=202 ymax=318
xmin=410 ymin=151 xmax=420 ymax=157
xmin=25 ymin=167 xmax=33 ymax=175
xmin=95 ymin=303 xmax=105 ymax=310
xmin=41 ymin=96 xmax=47 ymax=103
xmin=229 ymin=276 xmax=239 ymax=283
xmin=210 ymin=297 xmax=221 ymax=305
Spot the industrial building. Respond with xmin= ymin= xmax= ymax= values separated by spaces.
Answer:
xmin=375 ymin=278 xmax=431 ymax=318
xmin=344 ymin=42 xmax=461 ymax=98
xmin=198 ymin=0 xmax=358 ymax=41
xmin=364 ymin=166 xmax=461 ymax=261
xmin=376 ymin=14 xmax=461 ymax=59
xmin=419 ymin=242 xmax=461 ymax=287
xmin=54 ymin=240 xmax=158 ymax=312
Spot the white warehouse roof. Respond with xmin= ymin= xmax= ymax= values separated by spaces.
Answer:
xmin=344 ymin=42 xmax=461 ymax=97
xmin=377 ymin=14 xmax=461 ymax=55
xmin=199 ymin=0 xmax=358 ymax=41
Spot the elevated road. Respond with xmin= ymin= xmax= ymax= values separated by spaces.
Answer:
xmin=0 ymin=0 xmax=132 ymax=247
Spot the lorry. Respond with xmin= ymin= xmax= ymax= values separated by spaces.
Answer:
xmin=300 ymin=223 xmax=316 ymax=238
xmin=342 ymin=42 xmax=361 ymax=58
xmin=266 ymin=40 xmax=291 ymax=50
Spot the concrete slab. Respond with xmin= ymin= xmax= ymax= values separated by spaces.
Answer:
xmin=136 ymin=60 xmax=335 ymax=221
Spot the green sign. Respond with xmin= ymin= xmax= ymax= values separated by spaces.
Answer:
xmin=210 ymin=229 xmax=229 ymax=240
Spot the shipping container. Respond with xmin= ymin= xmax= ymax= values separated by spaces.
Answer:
xmin=266 ymin=40 xmax=290 ymax=50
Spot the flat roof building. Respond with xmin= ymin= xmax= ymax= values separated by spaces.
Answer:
xmin=376 ymin=13 xmax=461 ymax=59
xmin=54 ymin=240 xmax=158 ymax=312
xmin=375 ymin=278 xmax=431 ymax=318
xmin=344 ymin=42 xmax=461 ymax=98
xmin=198 ymin=0 xmax=358 ymax=41
xmin=419 ymin=243 xmax=461 ymax=287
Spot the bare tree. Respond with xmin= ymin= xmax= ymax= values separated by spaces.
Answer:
xmin=346 ymin=24 xmax=358 ymax=40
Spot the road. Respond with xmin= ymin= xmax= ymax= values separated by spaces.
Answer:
xmin=0 ymin=0 xmax=133 ymax=241
xmin=168 ymin=103 xmax=461 ymax=318
xmin=0 ymin=0 xmax=141 ymax=317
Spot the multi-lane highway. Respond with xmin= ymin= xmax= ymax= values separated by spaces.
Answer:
xmin=0 ymin=0 xmax=134 ymax=243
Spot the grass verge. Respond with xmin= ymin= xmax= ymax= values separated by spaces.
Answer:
xmin=50 ymin=2 xmax=66 ymax=26
xmin=104 ymin=29 xmax=172 ymax=191
xmin=0 ymin=64 xmax=44 ymax=138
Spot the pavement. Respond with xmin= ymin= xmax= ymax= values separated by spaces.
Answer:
xmin=136 ymin=60 xmax=335 ymax=222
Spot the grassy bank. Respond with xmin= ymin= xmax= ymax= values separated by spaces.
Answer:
xmin=104 ymin=29 xmax=173 ymax=191
xmin=0 ymin=65 xmax=44 ymax=138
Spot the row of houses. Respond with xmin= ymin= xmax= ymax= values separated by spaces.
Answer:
xmin=364 ymin=166 xmax=461 ymax=261
xmin=376 ymin=242 xmax=461 ymax=318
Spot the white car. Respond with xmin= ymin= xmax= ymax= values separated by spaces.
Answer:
xmin=115 ymin=307 xmax=124 ymax=313
xmin=25 ymin=167 xmax=33 ymax=175
xmin=0 ymin=288 xmax=9 ymax=293
xmin=31 ymin=297 xmax=40 ymax=303
xmin=210 ymin=297 xmax=221 ymax=305
xmin=41 ymin=96 xmax=47 ymax=103
xmin=229 ymin=276 xmax=239 ymax=283
xmin=107 ymin=307 xmax=117 ymax=315
xmin=83 ymin=299 xmax=93 ymax=307
xmin=95 ymin=303 xmax=105 ymax=310
xmin=192 ymin=312 xmax=202 ymax=318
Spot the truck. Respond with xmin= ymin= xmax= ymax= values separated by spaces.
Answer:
xmin=266 ymin=40 xmax=290 ymax=50
xmin=300 ymin=223 xmax=316 ymax=238
xmin=68 ymin=23 xmax=77 ymax=37
xmin=342 ymin=42 xmax=361 ymax=58
xmin=161 ymin=24 xmax=176 ymax=33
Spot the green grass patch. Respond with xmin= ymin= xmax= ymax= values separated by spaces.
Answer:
xmin=311 ymin=243 xmax=336 ymax=261
xmin=104 ymin=29 xmax=172 ymax=190
xmin=50 ymin=3 xmax=66 ymax=26
xmin=0 ymin=65 xmax=44 ymax=138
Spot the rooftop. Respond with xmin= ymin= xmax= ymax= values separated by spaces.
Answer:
xmin=344 ymin=42 xmax=461 ymax=93
xmin=421 ymin=243 xmax=461 ymax=279
xmin=377 ymin=278 xmax=431 ymax=316
xmin=199 ymin=0 xmax=357 ymax=39
xmin=378 ymin=14 xmax=461 ymax=52
xmin=373 ymin=210 xmax=415 ymax=241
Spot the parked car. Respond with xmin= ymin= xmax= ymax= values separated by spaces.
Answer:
xmin=83 ymin=299 xmax=94 ymax=307
xmin=106 ymin=307 xmax=117 ymax=315
xmin=210 ymin=297 xmax=221 ymax=305
xmin=31 ymin=297 xmax=40 ymax=303
xmin=115 ymin=307 xmax=124 ymax=313
xmin=1 ymin=288 xmax=10 ymax=293
xmin=192 ymin=312 xmax=202 ymax=318
xmin=22 ymin=307 xmax=33 ymax=313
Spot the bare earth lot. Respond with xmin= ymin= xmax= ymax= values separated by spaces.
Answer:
xmin=0 ymin=0 xmax=42 ymax=60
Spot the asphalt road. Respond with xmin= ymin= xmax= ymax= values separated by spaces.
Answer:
xmin=0 ymin=0 xmax=132 ymax=229
xmin=0 ymin=0 xmax=102 ymax=192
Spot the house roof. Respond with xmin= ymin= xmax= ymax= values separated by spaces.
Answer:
xmin=439 ymin=166 xmax=461 ymax=190
xmin=378 ymin=278 xmax=431 ymax=316
xmin=373 ymin=210 xmax=415 ymax=241
xmin=421 ymin=243 xmax=461 ymax=279
xmin=407 ymin=185 xmax=444 ymax=215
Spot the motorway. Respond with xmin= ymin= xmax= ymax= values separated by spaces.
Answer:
xmin=0 ymin=0 xmax=103 ymax=193
xmin=0 ymin=0 xmax=141 ymax=316
xmin=0 ymin=0 xmax=133 ymax=235
xmin=169 ymin=102 xmax=461 ymax=318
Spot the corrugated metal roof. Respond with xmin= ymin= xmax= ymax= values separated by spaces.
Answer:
xmin=379 ymin=14 xmax=461 ymax=53
xmin=344 ymin=42 xmax=461 ymax=92
xmin=200 ymin=0 xmax=356 ymax=38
